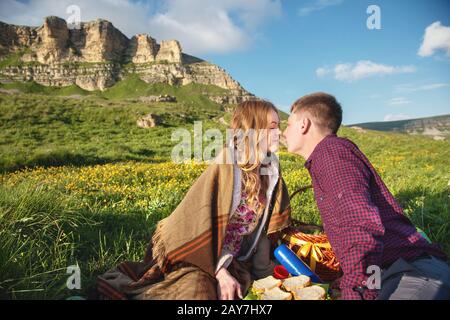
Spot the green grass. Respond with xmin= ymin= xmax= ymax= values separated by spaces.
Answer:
xmin=0 ymin=51 xmax=24 ymax=68
xmin=0 ymin=182 xmax=90 ymax=299
xmin=0 ymin=81 xmax=449 ymax=299
xmin=0 ymin=81 xmax=89 ymax=96
xmin=0 ymin=49 xmax=42 ymax=68
xmin=0 ymin=80 xmax=230 ymax=173
xmin=0 ymin=179 xmax=156 ymax=299
xmin=100 ymin=74 xmax=229 ymax=104
xmin=0 ymin=76 xmax=230 ymax=104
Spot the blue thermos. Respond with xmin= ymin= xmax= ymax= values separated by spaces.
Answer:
xmin=274 ymin=244 xmax=323 ymax=283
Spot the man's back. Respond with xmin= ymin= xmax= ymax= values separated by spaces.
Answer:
xmin=304 ymin=134 xmax=447 ymax=299
xmin=285 ymin=92 xmax=450 ymax=299
xmin=306 ymin=134 xmax=446 ymax=266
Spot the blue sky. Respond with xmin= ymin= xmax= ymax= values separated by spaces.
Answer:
xmin=1 ymin=0 xmax=450 ymax=124
xmin=201 ymin=0 xmax=450 ymax=124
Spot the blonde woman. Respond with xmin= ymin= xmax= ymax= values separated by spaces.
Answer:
xmin=97 ymin=100 xmax=292 ymax=300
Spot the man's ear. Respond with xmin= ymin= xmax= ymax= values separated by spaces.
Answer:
xmin=299 ymin=116 xmax=312 ymax=134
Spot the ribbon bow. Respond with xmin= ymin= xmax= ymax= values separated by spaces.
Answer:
xmin=283 ymin=234 xmax=331 ymax=272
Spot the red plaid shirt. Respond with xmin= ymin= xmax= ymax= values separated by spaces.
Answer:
xmin=305 ymin=133 xmax=447 ymax=300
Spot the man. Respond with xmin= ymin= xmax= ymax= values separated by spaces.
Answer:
xmin=282 ymin=92 xmax=450 ymax=300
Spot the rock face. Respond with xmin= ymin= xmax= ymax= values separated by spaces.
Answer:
xmin=155 ymin=40 xmax=182 ymax=63
xmin=0 ymin=21 xmax=37 ymax=55
xmin=137 ymin=113 xmax=161 ymax=128
xmin=35 ymin=16 xmax=70 ymax=63
xmin=0 ymin=63 xmax=120 ymax=91
xmin=139 ymin=95 xmax=176 ymax=103
xmin=71 ymin=19 xmax=129 ymax=63
xmin=128 ymin=34 xmax=157 ymax=64
xmin=0 ymin=16 xmax=253 ymax=102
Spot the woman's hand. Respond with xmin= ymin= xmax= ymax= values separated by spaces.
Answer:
xmin=216 ymin=267 xmax=243 ymax=300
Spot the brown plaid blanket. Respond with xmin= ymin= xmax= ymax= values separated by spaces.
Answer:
xmin=96 ymin=149 xmax=291 ymax=299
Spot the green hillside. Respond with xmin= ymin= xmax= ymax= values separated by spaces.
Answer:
xmin=0 ymin=81 xmax=448 ymax=299
xmin=0 ymin=80 xmax=233 ymax=173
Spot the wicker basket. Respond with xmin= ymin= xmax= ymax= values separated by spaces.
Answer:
xmin=281 ymin=223 xmax=342 ymax=282
xmin=281 ymin=186 xmax=342 ymax=282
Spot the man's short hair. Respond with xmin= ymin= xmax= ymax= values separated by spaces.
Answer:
xmin=290 ymin=92 xmax=343 ymax=134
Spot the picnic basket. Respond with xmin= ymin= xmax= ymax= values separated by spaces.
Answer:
xmin=280 ymin=185 xmax=342 ymax=282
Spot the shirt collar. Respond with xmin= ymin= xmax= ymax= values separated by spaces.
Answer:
xmin=304 ymin=133 xmax=337 ymax=170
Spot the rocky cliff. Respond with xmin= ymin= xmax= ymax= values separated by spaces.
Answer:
xmin=0 ymin=16 xmax=253 ymax=102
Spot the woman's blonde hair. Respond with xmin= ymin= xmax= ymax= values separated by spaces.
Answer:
xmin=230 ymin=100 xmax=279 ymax=214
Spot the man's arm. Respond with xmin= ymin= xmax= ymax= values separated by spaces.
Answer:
xmin=315 ymin=143 xmax=385 ymax=300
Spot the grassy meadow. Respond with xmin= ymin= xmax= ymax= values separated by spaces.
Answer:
xmin=0 ymin=79 xmax=449 ymax=299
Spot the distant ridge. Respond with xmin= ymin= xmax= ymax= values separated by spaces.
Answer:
xmin=349 ymin=114 xmax=450 ymax=139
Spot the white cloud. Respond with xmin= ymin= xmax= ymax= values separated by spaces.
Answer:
xmin=0 ymin=0 xmax=151 ymax=37
xmin=387 ymin=97 xmax=411 ymax=106
xmin=316 ymin=60 xmax=416 ymax=82
xmin=298 ymin=0 xmax=343 ymax=16
xmin=162 ymin=0 xmax=283 ymax=54
xmin=395 ymin=83 xmax=450 ymax=93
xmin=418 ymin=21 xmax=450 ymax=57
xmin=0 ymin=0 xmax=282 ymax=55
xmin=315 ymin=67 xmax=329 ymax=77
xmin=147 ymin=0 xmax=282 ymax=54
xmin=383 ymin=114 xmax=412 ymax=121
